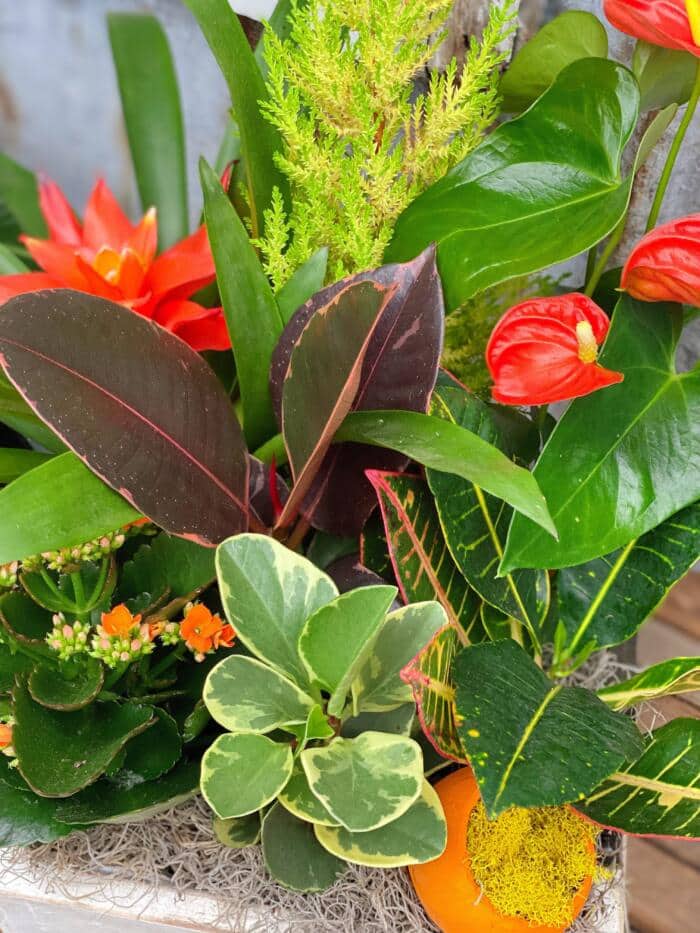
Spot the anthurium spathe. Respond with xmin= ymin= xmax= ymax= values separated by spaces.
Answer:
xmin=621 ymin=213 xmax=700 ymax=305
xmin=0 ymin=177 xmax=229 ymax=351
xmin=603 ymin=0 xmax=700 ymax=55
xmin=486 ymin=293 xmax=624 ymax=405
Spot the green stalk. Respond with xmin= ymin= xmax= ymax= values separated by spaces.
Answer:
xmin=646 ymin=60 xmax=700 ymax=232
xmin=71 ymin=571 xmax=85 ymax=606
xmin=584 ymin=216 xmax=627 ymax=298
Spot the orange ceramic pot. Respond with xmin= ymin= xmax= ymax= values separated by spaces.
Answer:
xmin=409 ymin=769 xmax=593 ymax=933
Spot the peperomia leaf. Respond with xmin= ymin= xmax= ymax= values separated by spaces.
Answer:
xmin=108 ymin=14 xmax=188 ymax=249
xmin=278 ymin=759 xmax=339 ymax=826
xmin=314 ymin=780 xmax=446 ymax=867
xmin=216 ymin=534 xmax=338 ymax=688
xmin=386 ymin=59 xmax=639 ymax=311
xmin=262 ymin=803 xmax=346 ymax=893
xmin=503 ymin=299 xmax=700 ymax=571
xmin=204 ymin=655 xmax=315 ymax=734
xmin=0 ymin=757 xmax=72 ymax=846
xmin=213 ymin=812 xmax=261 ymax=849
xmin=12 ymin=682 xmax=155 ymax=797
xmin=271 ymin=248 xmax=444 ymax=535
xmin=454 ymin=640 xmax=644 ymax=816
xmin=0 ymin=291 xmax=250 ymax=546
xmin=555 ymin=502 xmax=700 ymax=669
xmin=577 ymin=719 xmax=700 ymax=838
xmin=301 ymin=733 xmax=423 ymax=832
xmin=351 ymin=602 xmax=447 ymax=713
xmin=598 ymin=658 xmax=700 ymax=711
xmin=201 ymin=732 xmax=294 ymax=819
xmin=298 ymin=585 xmax=397 ymax=716
xmin=118 ymin=533 xmax=216 ymax=603
xmin=28 ymin=658 xmax=104 ymax=712
xmin=367 ymin=472 xmax=482 ymax=641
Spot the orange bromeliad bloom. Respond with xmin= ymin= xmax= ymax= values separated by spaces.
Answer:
xmin=0 ymin=177 xmax=229 ymax=351
xmin=100 ymin=604 xmax=143 ymax=638
xmin=181 ymin=603 xmax=235 ymax=661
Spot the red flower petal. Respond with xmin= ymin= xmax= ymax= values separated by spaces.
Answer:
xmin=82 ymin=179 xmax=135 ymax=251
xmin=146 ymin=225 xmax=216 ymax=303
xmin=153 ymin=299 xmax=231 ymax=351
xmin=21 ymin=237 xmax=87 ymax=288
xmin=604 ymin=0 xmax=699 ymax=55
xmin=621 ymin=213 xmax=700 ymax=305
xmin=38 ymin=175 xmax=82 ymax=246
xmin=0 ymin=272 xmax=62 ymax=304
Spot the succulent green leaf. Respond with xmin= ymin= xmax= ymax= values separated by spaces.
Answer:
xmin=28 ymin=658 xmax=104 ymax=712
xmin=119 ymin=533 xmax=216 ymax=602
xmin=262 ymin=803 xmax=346 ymax=892
xmin=598 ymin=658 xmax=700 ymax=711
xmin=0 ymin=756 xmax=71 ymax=846
xmin=120 ymin=708 xmax=183 ymax=783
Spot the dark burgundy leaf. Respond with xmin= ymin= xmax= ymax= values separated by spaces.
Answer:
xmin=248 ymin=455 xmax=289 ymax=528
xmin=326 ymin=554 xmax=398 ymax=597
xmin=0 ymin=290 xmax=249 ymax=545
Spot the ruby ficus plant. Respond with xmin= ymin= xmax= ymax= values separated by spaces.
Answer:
xmin=0 ymin=0 xmax=698 ymax=926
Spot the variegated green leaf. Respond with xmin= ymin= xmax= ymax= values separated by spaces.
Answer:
xmin=427 ymin=386 xmax=549 ymax=650
xmin=454 ymin=640 xmax=644 ymax=816
xmin=213 ymin=812 xmax=261 ymax=849
xmin=367 ymin=471 xmax=482 ymax=642
xmin=216 ymin=533 xmax=338 ymax=688
xmin=598 ymin=658 xmax=700 ymax=711
xmin=201 ymin=733 xmax=293 ymax=819
xmin=555 ymin=503 xmax=700 ymax=671
xmin=301 ymin=732 xmax=423 ymax=832
xmin=285 ymin=704 xmax=335 ymax=750
xmin=352 ymin=602 xmax=447 ymax=712
xmin=401 ymin=624 xmax=467 ymax=763
xmin=314 ymin=780 xmax=446 ymax=867
xmin=262 ymin=803 xmax=346 ymax=892
xmin=203 ymin=655 xmax=315 ymax=734
xmin=298 ymin=585 xmax=397 ymax=716
xmin=578 ymin=719 xmax=700 ymax=838
xmin=278 ymin=759 xmax=340 ymax=827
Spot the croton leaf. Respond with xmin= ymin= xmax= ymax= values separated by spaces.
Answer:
xmin=401 ymin=624 xmax=467 ymax=763
xmin=28 ymin=657 xmax=104 ymax=711
xmin=204 ymin=655 xmax=315 ymax=734
xmin=301 ymin=732 xmax=423 ymax=832
xmin=118 ymin=533 xmax=216 ymax=603
xmin=577 ymin=719 xmax=700 ymax=838
xmin=201 ymin=732 xmax=294 ymax=819
xmin=0 ymin=756 xmax=72 ymax=846
xmin=427 ymin=385 xmax=549 ymax=649
xmin=213 ymin=812 xmax=261 ymax=849
xmin=298 ymin=585 xmax=397 ymax=716
xmin=386 ymin=58 xmax=639 ymax=311
xmin=0 ymin=290 xmax=250 ymax=546
xmin=324 ymin=554 xmax=393 ymax=592
xmin=368 ymin=472 xmax=482 ymax=642
xmin=454 ymin=640 xmax=644 ymax=816
xmin=598 ymin=658 xmax=700 ymax=711
xmin=262 ymin=802 xmax=346 ymax=892
xmin=13 ymin=681 xmax=155 ymax=797
xmin=555 ymin=502 xmax=700 ymax=669
xmin=216 ymin=533 xmax=338 ymax=689
xmin=504 ymin=299 xmax=700 ymax=571
xmin=271 ymin=248 xmax=443 ymax=535
xmin=248 ymin=455 xmax=289 ymax=529
xmin=314 ymin=780 xmax=446 ymax=868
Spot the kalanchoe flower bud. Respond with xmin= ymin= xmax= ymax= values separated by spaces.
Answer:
xmin=160 ymin=621 xmax=182 ymax=647
xmin=23 ymin=528 xmax=131 ymax=573
xmin=47 ymin=613 xmax=91 ymax=661
xmin=89 ymin=604 xmax=155 ymax=669
xmin=0 ymin=562 xmax=19 ymax=590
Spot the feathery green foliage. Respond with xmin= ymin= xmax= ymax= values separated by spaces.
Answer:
xmin=257 ymin=0 xmax=517 ymax=288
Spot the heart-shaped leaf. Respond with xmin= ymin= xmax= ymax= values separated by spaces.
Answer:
xmin=314 ymin=780 xmax=446 ymax=867
xmin=577 ymin=719 xmax=700 ymax=838
xmin=386 ymin=59 xmax=639 ymax=311
xmin=298 ymin=585 xmax=397 ymax=715
xmin=118 ymin=533 xmax=216 ymax=603
xmin=13 ymin=681 xmax=154 ymax=797
xmin=0 ymin=290 xmax=249 ymax=546
xmin=262 ymin=802 xmax=346 ymax=892
xmin=503 ymin=299 xmax=700 ymax=571
xmin=454 ymin=640 xmax=644 ymax=816
xmin=271 ymin=249 xmax=443 ymax=535
xmin=598 ymin=658 xmax=700 ymax=711
xmin=201 ymin=732 xmax=294 ymax=819
xmin=28 ymin=657 xmax=104 ymax=711
xmin=301 ymin=732 xmax=423 ymax=832
xmin=216 ymin=534 xmax=337 ymax=688
xmin=204 ymin=655 xmax=315 ymax=734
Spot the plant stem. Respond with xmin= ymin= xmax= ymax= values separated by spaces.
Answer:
xmin=646 ymin=60 xmax=700 ymax=232
xmin=584 ymin=217 xmax=627 ymax=298
xmin=286 ymin=516 xmax=311 ymax=552
xmin=71 ymin=571 xmax=85 ymax=606
xmin=38 ymin=568 xmax=64 ymax=600
xmin=87 ymin=557 xmax=111 ymax=606
xmin=148 ymin=643 xmax=187 ymax=681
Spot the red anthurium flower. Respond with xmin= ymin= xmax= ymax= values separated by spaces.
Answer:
xmin=603 ymin=0 xmax=700 ymax=55
xmin=621 ymin=213 xmax=700 ymax=305
xmin=0 ymin=176 xmax=230 ymax=351
xmin=486 ymin=293 xmax=624 ymax=406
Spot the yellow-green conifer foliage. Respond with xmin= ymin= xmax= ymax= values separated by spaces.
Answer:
xmin=258 ymin=0 xmax=516 ymax=288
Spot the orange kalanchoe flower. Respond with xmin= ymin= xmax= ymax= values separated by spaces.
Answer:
xmin=181 ymin=603 xmax=235 ymax=662
xmin=0 ymin=723 xmax=13 ymax=750
xmin=100 ymin=604 xmax=143 ymax=637
xmin=0 ymin=176 xmax=229 ymax=351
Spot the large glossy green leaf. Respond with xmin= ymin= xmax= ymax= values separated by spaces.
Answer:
xmin=368 ymin=472 xmax=481 ymax=642
xmin=201 ymin=732 xmax=293 ymax=819
xmin=426 ymin=386 xmax=549 ymax=649
xmin=454 ymin=640 xmax=644 ymax=816
xmin=555 ymin=503 xmax=700 ymax=669
xmin=386 ymin=59 xmax=639 ymax=311
xmin=0 ymin=757 xmax=72 ymax=846
xmin=108 ymin=14 xmax=188 ymax=249
xmin=0 ymin=153 xmax=46 ymax=240
xmin=0 ymin=290 xmax=249 ymax=546
xmin=262 ymin=803 xmax=346 ymax=892
xmin=0 ymin=453 xmax=139 ymax=564
xmin=503 ymin=299 xmax=700 ymax=571
xmin=0 ymin=447 xmax=52 ymax=484
xmin=500 ymin=11 xmax=608 ymax=112
xmin=216 ymin=534 xmax=337 ymax=688
xmin=185 ymin=0 xmax=286 ymax=238
xmin=578 ymin=719 xmax=700 ymax=838
xmin=0 ymin=371 xmax=64 ymax=453
xmin=598 ymin=658 xmax=700 ymax=711
xmin=633 ymin=41 xmax=698 ymax=111
xmin=200 ymin=159 xmax=282 ymax=449
xmin=339 ymin=411 xmax=555 ymax=535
